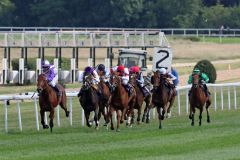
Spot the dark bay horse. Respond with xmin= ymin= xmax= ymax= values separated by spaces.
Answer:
xmin=98 ymin=77 xmax=111 ymax=125
xmin=79 ymin=73 xmax=100 ymax=130
xmin=189 ymin=74 xmax=211 ymax=126
xmin=37 ymin=74 xmax=69 ymax=132
xmin=129 ymin=73 xmax=151 ymax=124
xmin=107 ymin=73 xmax=136 ymax=132
xmin=151 ymin=71 xmax=175 ymax=129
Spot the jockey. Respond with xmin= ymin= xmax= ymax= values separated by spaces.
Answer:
xmin=77 ymin=66 xmax=100 ymax=97
xmin=159 ymin=67 xmax=176 ymax=97
xmin=95 ymin=64 xmax=112 ymax=91
xmin=188 ymin=68 xmax=210 ymax=97
xmin=42 ymin=60 xmax=61 ymax=97
xmin=129 ymin=66 xmax=150 ymax=97
xmin=117 ymin=65 xmax=133 ymax=96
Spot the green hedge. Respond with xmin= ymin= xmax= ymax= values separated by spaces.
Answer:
xmin=194 ymin=59 xmax=217 ymax=83
xmin=12 ymin=56 xmax=71 ymax=70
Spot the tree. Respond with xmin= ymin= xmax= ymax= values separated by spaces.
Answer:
xmin=0 ymin=0 xmax=14 ymax=25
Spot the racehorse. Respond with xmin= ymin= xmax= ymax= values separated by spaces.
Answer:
xmin=37 ymin=74 xmax=69 ymax=132
xmin=189 ymin=73 xmax=211 ymax=126
xmin=129 ymin=73 xmax=151 ymax=124
xmin=79 ymin=73 xmax=100 ymax=130
xmin=107 ymin=72 xmax=136 ymax=132
xmin=151 ymin=71 xmax=175 ymax=129
xmin=98 ymin=77 xmax=111 ymax=125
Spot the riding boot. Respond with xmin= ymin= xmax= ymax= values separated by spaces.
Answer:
xmin=203 ymin=84 xmax=210 ymax=97
xmin=105 ymin=81 xmax=113 ymax=92
xmin=124 ymin=83 xmax=132 ymax=97
xmin=53 ymin=85 xmax=62 ymax=98
xmin=141 ymin=86 xmax=150 ymax=97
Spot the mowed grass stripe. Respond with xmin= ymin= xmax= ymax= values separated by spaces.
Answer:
xmin=0 ymin=109 xmax=240 ymax=160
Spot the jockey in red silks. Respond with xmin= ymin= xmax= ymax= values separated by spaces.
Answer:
xmin=116 ymin=65 xmax=133 ymax=96
xmin=129 ymin=66 xmax=150 ymax=97
xmin=42 ymin=60 xmax=61 ymax=97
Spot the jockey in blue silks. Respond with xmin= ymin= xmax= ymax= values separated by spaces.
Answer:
xmin=42 ymin=60 xmax=61 ymax=97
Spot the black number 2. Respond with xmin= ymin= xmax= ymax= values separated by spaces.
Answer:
xmin=155 ymin=50 xmax=169 ymax=69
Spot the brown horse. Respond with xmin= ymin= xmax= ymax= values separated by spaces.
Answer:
xmin=79 ymin=73 xmax=100 ymax=129
xmin=151 ymin=71 xmax=175 ymax=129
xmin=189 ymin=74 xmax=211 ymax=126
xmin=107 ymin=73 xmax=136 ymax=132
xmin=129 ymin=73 xmax=151 ymax=124
xmin=98 ymin=77 xmax=111 ymax=125
xmin=37 ymin=74 xmax=69 ymax=132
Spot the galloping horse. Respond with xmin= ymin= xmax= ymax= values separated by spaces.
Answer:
xmin=129 ymin=73 xmax=151 ymax=124
xmin=107 ymin=73 xmax=136 ymax=132
xmin=98 ymin=77 xmax=111 ymax=125
xmin=189 ymin=74 xmax=211 ymax=126
xmin=79 ymin=73 xmax=100 ymax=129
xmin=37 ymin=74 xmax=69 ymax=132
xmin=151 ymin=71 xmax=175 ymax=129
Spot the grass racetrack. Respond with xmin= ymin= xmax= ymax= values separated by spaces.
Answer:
xmin=0 ymin=98 xmax=240 ymax=160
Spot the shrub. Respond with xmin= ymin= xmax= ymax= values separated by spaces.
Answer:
xmin=194 ymin=59 xmax=217 ymax=83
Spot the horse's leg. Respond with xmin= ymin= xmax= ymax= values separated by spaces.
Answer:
xmin=121 ymin=107 xmax=127 ymax=124
xmin=157 ymin=107 xmax=162 ymax=129
xmin=142 ymin=106 xmax=147 ymax=123
xmin=49 ymin=108 xmax=55 ymax=132
xmin=59 ymin=97 xmax=69 ymax=117
xmin=40 ymin=109 xmax=49 ymax=129
xmin=206 ymin=100 xmax=211 ymax=123
xmin=116 ymin=110 xmax=121 ymax=132
xmin=131 ymin=109 xmax=135 ymax=124
xmin=199 ymin=108 xmax=203 ymax=126
xmin=167 ymin=96 xmax=175 ymax=118
xmin=191 ymin=107 xmax=196 ymax=126
xmin=94 ymin=105 xmax=100 ymax=130
xmin=137 ymin=107 xmax=141 ymax=125
xmin=85 ymin=111 xmax=91 ymax=127
xmin=109 ymin=106 xmax=114 ymax=130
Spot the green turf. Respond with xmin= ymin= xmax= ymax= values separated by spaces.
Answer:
xmin=0 ymin=91 xmax=240 ymax=160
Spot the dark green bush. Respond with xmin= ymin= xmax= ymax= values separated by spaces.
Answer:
xmin=11 ymin=56 xmax=71 ymax=70
xmin=194 ymin=59 xmax=217 ymax=83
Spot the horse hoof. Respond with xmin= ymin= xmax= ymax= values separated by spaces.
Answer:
xmin=189 ymin=115 xmax=192 ymax=120
xmin=43 ymin=125 xmax=49 ymax=129
xmin=207 ymin=119 xmax=210 ymax=123
xmin=161 ymin=116 xmax=164 ymax=120
xmin=66 ymin=111 xmax=70 ymax=117
xmin=111 ymin=127 xmax=114 ymax=130
xmin=116 ymin=129 xmax=120 ymax=132
xmin=95 ymin=126 xmax=99 ymax=130
xmin=103 ymin=123 xmax=108 ymax=126
xmin=159 ymin=125 xmax=162 ymax=129
xmin=191 ymin=123 xmax=194 ymax=126
xmin=146 ymin=119 xmax=150 ymax=123
xmin=142 ymin=118 xmax=145 ymax=122
xmin=120 ymin=120 xmax=124 ymax=124
xmin=50 ymin=128 xmax=53 ymax=133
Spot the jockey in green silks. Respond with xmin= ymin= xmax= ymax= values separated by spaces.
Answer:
xmin=188 ymin=68 xmax=210 ymax=97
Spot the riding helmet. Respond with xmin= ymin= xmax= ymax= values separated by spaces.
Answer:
xmin=159 ymin=68 xmax=167 ymax=74
xmin=84 ymin=66 xmax=94 ymax=74
xmin=96 ymin=64 xmax=105 ymax=71
xmin=42 ymin=60 xmax=50 ymax=68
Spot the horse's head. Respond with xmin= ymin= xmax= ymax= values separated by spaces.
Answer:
xmin=129 ymin=73 xmax=137 ymax=86
xmin=192 ymin=73 xmax=200 ymax=88
xmin=110 ymin=73 xmax=121 ymax=91
xmin=37 ymin=74 xmax=48 ymax=94
xmin=84 ymin=73 xmax=94 ymax=89
xmin=152 ymin=71 xmax=161 ymax=90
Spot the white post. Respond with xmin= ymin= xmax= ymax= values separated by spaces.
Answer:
xmin=105 ymin=58 xmax=110 ymax=69
xmin=234 ymin=86 xmax=237 ymax=110
xmin=36 ymin=58 xmax=42 ymax=82
xmin=2 ymin=58 xmax=8 ymax=84
xmin=177 ymin=90 xmax=181 ymax=115
xmin=221 ymin=87 xmax=224 ymax=110
xmin=81 ymin=108 xmax=85 ymax=127
xmin=228 ymin=86 xmax=231 ymax=110
xmin=69 ymin=97 xmax=73 ymax=126
xmin=17 ymin=101 xmax=22 ymax=131
xmin=88 ymin=58 xmax=93 ymax=67
xmin=4 ymin=100 xmax=8 ymax=133
xmin=54 ymin=59 xmax=59 ymax=81
xmin=214 ymin=86 xmax=217 ymax=111
xmin=34 ymin=97 xmax=39 ymax=131
xmin=70 ymin=58 xmax=76 ymax=83
xmin=45 ymin=112 xmax=48 ymax=125
xmin=57 ymin=106 xmax=60 ymax=127
xmin=19 ymin=58 xmax=25 ymax=85
xmin=185 ymin=89 xmax=189 ymax=114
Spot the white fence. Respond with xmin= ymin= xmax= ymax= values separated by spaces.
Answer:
xmin=1 ymin=82 xmax=240 ymax=133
